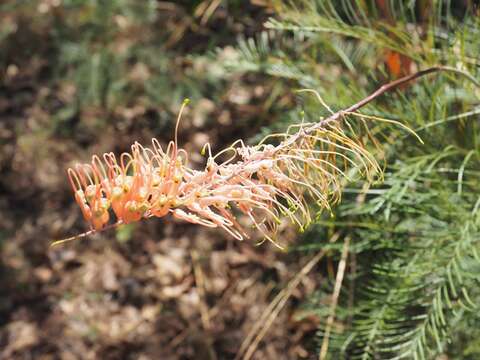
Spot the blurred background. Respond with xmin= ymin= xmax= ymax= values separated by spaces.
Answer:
xmin=2 ymin=1 xmax=480 ymax=359
xmin=0 ymin=1 xmax=314 ymax=359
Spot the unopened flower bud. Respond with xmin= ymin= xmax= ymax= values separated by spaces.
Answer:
xmin=173 ymin=173 xmax=183 ymax=184
xmin=157 ymin=194 xmax=168 ymax=206
xmin=126 ymin=200 xmax=138 ymax=212
xmin=85 ymin=185 xmax=97 ymax=202
xmin=112 ymin=186 xmax=123 ymax=199
xmin=172 ymin=198 xmax=182 ymax=208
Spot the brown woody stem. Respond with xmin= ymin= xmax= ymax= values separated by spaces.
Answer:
xmin=280 ymin=65 xmax=478 ymax=149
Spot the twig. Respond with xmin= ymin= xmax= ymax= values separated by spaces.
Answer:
xmin=348 ymin=244 xmax=356 ymax=327
xmin=278 ymin=66 xmax=477 ymax=151
xmin=319 ymin=236 xmax=351 ymax=360
xmin=50 ymin=221 xmax=123 ymax=247
xmin=196 ymin=0 xmax=223 ymax=25
xmin=191 ymin=250 xmax=211 ymax=331
xmin=236 ymin=232 xmax=341 ymax=360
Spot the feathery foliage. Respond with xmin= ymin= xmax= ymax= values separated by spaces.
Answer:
xmin=218 ymin=0 xmax=480 ymax=358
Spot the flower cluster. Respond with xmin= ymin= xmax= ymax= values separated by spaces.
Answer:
xmin=62 ymin=121 xmax=380 ymax=248
xmin=67 ymin=139 xmax=300 ymax=245
xmin=54 ymin=69 xmax=441 ymax=247
xmin=57 ymin=97 xmax=386 ymax=247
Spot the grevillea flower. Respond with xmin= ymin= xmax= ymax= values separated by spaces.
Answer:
xmin=55 ymin=64 xmax=432 ymax=248
xmin=54 ymin=98 xmax=389 ymax=248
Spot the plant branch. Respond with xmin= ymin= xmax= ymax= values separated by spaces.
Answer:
xmin=279 ymin=66 xmax=478 ymax=151
xmin=319 ymin=236 xmax=350 ymax=360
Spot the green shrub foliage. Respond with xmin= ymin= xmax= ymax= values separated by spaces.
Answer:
xmin=221 ymin=1 xmax=480 ymax=358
